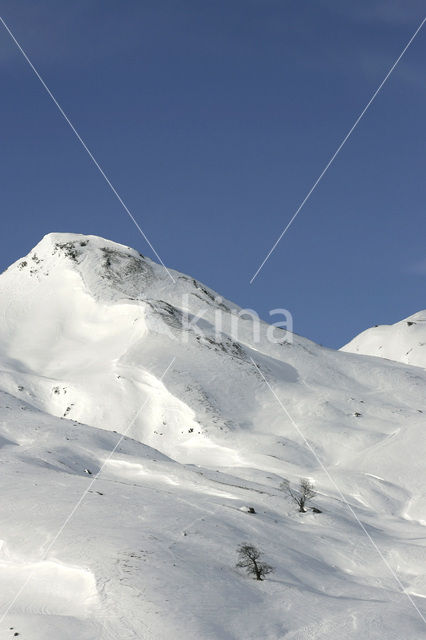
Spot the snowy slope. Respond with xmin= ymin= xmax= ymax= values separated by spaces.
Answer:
xmin=341 ymin=311 xmax=426 ymax=369
xmin=0 ymin=391 xmax=425 ymax=640
xmin=0 ymin=233 xmax=425 ymax=639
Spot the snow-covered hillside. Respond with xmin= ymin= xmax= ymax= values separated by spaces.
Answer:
xmin=0 ymin=233 xmax=425 ymax=639
xmin=342 ymin=311 xmax=426 ymax=369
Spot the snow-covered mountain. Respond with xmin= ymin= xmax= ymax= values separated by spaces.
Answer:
xmin=342 ymin=311 xmax=426 ymax=369
xmin=0 ymin=233 xmax=425 ymax=639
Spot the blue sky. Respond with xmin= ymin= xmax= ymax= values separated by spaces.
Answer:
xmin=0 ymin=0 xmax=425 ymax=348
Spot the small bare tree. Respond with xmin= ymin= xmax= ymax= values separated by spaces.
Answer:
xmin=281 ymin=478 xmax=316 ymax=512
xmin=236 ymin=543 xmax=273 ymax=580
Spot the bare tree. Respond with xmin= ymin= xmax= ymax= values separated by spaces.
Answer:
xmin=281 ymin=478 xmax=316 ymax=512
xmin=236 ymin=543 xmax=273 ymax=580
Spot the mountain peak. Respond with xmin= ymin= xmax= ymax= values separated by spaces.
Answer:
xmin=341 ymin=311 xmax=426 ymax=368
xmin=0 ymin=232 xmax=298 ymax=462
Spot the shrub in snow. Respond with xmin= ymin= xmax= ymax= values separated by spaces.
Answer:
xmin=239 ymin=506 xmax=256 ymax=514
xmin=236 ymin=543 xmax=273 ymax=581
xmin=281 ymin=478 xmax=316 ymax=513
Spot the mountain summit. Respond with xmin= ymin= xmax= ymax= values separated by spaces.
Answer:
xmin=342 ymin=311 xmax=426 ymax=368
